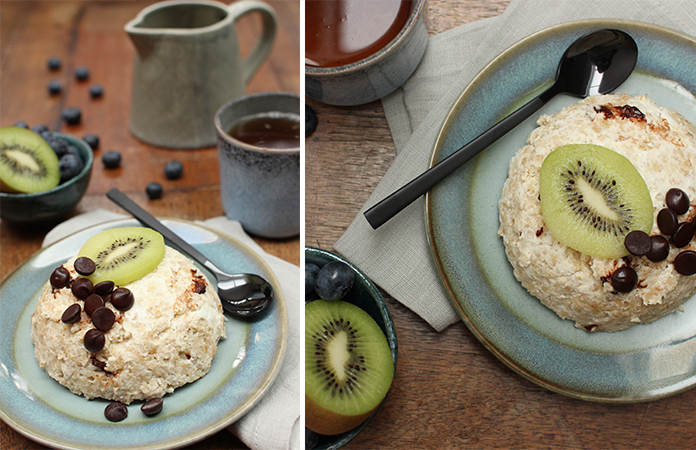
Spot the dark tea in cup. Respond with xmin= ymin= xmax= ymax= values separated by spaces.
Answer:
xmin=228 ymin=113 xmax=300 ymax=149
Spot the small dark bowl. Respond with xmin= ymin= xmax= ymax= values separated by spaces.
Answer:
xmin=0 ymin=132 xmax=92 ymax=225
xmin=305 ymin=246 xmax=398 ymax=450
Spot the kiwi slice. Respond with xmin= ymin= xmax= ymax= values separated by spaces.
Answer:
xmin=78 ymin=227 xmax=165 ymax=286
xmin=0 ymin=126 xmax=60 ymax=193
xmin=539 ymin=144 xmax=653 ymax=259
xmin=305 ymin=299 xmax=394 ymax=436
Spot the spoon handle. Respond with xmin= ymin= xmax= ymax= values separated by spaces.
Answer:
xmin=106 ymin=188 xmax=212 ymax=268
xmin=364 ymin=93 xmax=551 ymax=230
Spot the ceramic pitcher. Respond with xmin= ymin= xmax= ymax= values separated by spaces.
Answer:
xmin=125 ymin=0 xmax=277 ymax=149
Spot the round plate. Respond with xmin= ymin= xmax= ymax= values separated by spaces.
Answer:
xmin=427 ymin=19 xmax=696 ymax=402
xmin=0 ymin=218 xmax=288 ymax=449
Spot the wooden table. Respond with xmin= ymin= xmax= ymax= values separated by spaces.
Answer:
xmin=0 ymin=1 xmax=299 ymax=449
xmin=306 ymin=1 xmax=696 ymax=449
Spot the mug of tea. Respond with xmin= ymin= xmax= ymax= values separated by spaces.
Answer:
xmin=215 ymin=92 xmax=300 ymax=238
xmin=305 ymin=0 xmax=427 ymax=106
xmin=125 ymin=0 xmax=277 ymax=149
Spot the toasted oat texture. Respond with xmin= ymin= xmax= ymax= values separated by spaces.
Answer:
xmin=498 ymin=94 xmax=696 ymax=332
xmin=31 ymin=247 xmax=226 ymax=403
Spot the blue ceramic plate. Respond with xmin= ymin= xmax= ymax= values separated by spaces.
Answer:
xmin=427 ymin=19 xmax=696 ymax=402
xmin=0 ymin=218 xmax=287 ymax=449
xmin=305 ymin=247 xmax=397 ymax=450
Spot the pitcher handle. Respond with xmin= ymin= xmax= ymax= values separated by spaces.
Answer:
xmin=227 ymin=0 xmax=277 ymax=86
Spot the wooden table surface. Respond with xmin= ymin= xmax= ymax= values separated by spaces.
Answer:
xmin=0 ymin=1 xmax=298 ymax=449
xmin=306 ymin=1 xmax=696 ymax=449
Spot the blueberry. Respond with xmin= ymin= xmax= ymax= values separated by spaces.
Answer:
xmin=75 ymin=66 xmax=89 ymax=81
xmin=13 ymin=121 xmax=29 ymax=129
xmin=305 ymin=105 xmax=318 ymax=137
xmin=61 ymin=107 xmax=82 ymax=125
xmin=89 ymin=84 xmax=104 ymax=98
xmin=102 ymin=151 xmax=121 ymax=169
xmin=305 ymin=263 xmax=320 ymax=295
xmin=59 ymin=153 xmax=84 ymax=182
xmin=305 ymin=428 xmax=319 ymax=450
xmin=46 ymin=136 xmax=70 ymax=158
xmin=315 ymin=261 xmax=355 ymax=301
xmin=146 ymin=182 xmax=163 ymax=199
xmin=40 ymin=130 xmax=53 ymax=140
xmin=164 ymin=160 xmax=183 ymax=180
xmin=83 ymin=133 xmax=99 ymax=150
xmin=48 ymin=80 xmax=62 ymax=95
xmin=32 ymin=124 xmax=49 ymax=134
xmin=47 ymin=57 xmax=61 ymax=71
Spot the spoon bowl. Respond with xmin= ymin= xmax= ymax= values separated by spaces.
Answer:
xmin=364 ymin=29 xmax=638 ymax=229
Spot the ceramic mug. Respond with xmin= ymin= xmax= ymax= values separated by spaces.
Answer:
xmin=125 ymin=0 xmax=277 ymax=149
xmin=215 ymin=92 xmax=300 ymax=238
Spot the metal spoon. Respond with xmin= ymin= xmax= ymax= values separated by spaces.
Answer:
xmin=364 ymin=29 xmax=638 ymax=229
xmin=107 ymin=188 xmax=273 ymax=318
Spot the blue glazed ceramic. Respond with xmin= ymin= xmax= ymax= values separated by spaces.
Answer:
xmin=0 ymin=132 xmax=92 ymax=225
xmin=305 ymin=0 xmax=428 ymax=106
xmin=0 ymin=218 xmax=287 ymax=449
xmin=215 ymin=92 xmax=300 ymax=238
xmin=427 ymin=19 xmax=696 ymax=402
xmin=305 ymin=247 xmax=397 ymax=450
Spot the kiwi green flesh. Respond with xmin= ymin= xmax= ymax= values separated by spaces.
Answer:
xmin=0 ymin=126 xmax=60 ymax=193
xmin=539 ymin=144 xmax=653 ymax=259
xmin=305 ymin=300 xmax=394 ymax=418
xmin=78 ymin=227 xmax=165 ymax=286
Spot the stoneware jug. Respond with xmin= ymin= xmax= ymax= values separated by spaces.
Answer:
xmin=125 ymin=0 xmax=277 ymax=149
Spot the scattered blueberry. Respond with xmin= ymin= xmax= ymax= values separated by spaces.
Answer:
xmin=83 ymin=133 xmax=99 ymax=150
xmin=146 ymin=182 xmax=163 ymax=199
xmin=163 ymin=160 xmax=183 ymax=180
xmin=61 ymin=107 xmax=82 ymax=125
xmin=48 ymin=80 xmax=62 ymax=95
xmin=32 ymin=124 xmax=49 ymax=134
xmin=102 ymin=151 xmax=121 ymax=169
xmin=13 ymin=121 xmax=29 ymax=129
xmin=89 ymin=84 xmax=104 ymax=99
xmin=58 ymin=153 xmax=84 ymax=182
xmin=305 ymin=428 xmax=319 ymax=450
xmin=305 ymin=105 xmax=318 ymax=137
xmin=75 ymin=66 xmax=89 ymax=81
xmin=47 ymin=57 xmax=62 ymax=71
xmin=315 ymin=261 xmax=355 ymax=301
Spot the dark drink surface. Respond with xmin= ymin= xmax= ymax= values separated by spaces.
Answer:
xmin=228 ymin=114 xmax=300 ymax=149
xmin=305 ymin=0 xmax=413 ymax=68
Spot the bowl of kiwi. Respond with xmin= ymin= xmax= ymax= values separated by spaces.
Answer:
xmin=305 ymin=246 xmax=397 ymax=450
xmin=0 ymin=126 xmax=93 ymax=225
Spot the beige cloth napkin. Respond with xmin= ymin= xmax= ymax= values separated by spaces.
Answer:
xmin=43 ymin=209 xmax=300 ymax=450
xmin=334 ymin=0 xmax=696 ymax=331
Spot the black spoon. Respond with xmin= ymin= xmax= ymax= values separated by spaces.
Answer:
xmin=364 ymin=29 xmax=638 ymax=229
xmin=107 ymin=188 xmax=273 ymax=318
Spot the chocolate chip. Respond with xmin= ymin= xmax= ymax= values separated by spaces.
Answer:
xmin=94 ymin=280 xmax=115 ymax=296
xmin=646 ymin=235 xmax=670 ymax=263
xmin=71 ymin=278 xmax=93 ymax=299
xmin=92 ymin=307 xmax=115 ymax=331
xmin=674 ymin=251 xmax=696 ymax=276
xmin=50 ymin=266 xmax=71 ymax=289
xmin=671 ymin=222 xmax=694 ymax=248
xmin=84 ymin=294 xmax=105 ymax=317
xmin=657 ymin=208 xmax=679 ymax=235
xmin=61 ymin=303 xmax=81 ymax=324
xmin=141 ymin=398 xmax=163 ymax=417
xmin=111 ymin=287 xmax=134 ymax=311
xmin=624 ymin=230 xmax=651 ymax=256
xmin=84 ymin=328 xmax=105 ymax=352
xmin=666 ymin=188 xmax=690 ymax=215
xmin=104 ymin=402 xmax=128 ymax=422
xmin=74 ymin=257 xmax=96 ymax=276
xmin=610 ymin=266 xmax=638 ymax=293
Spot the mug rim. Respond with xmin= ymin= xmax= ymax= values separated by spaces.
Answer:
xmin=124 ymin=0 xmax=233 ymax=35
xmin=215 ymin=92 xmax=301 ymax=154
xmin=304 ymin=0 xmax=426 ymax=75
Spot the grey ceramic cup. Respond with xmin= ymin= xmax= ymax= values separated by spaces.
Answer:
xmin=305 ymin=0 xmax=428 ymax=106
xmin=215 ymin=92 xmax=300 ymax=238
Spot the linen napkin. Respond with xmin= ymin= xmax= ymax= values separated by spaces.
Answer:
xmin=43 ymin=209 xmax=301 ymax=450
xmin=334 ymin=0 xmax=696 ymax=331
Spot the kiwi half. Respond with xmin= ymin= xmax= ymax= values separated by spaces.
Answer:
xmin=78 ymin=227 xmax=165 ymax=286
xmin=539 ymin=144 xmax=653 ymax=259
xmin=0 ymin=126 xmax=60 ymax=193
xmin=305 ymin=299 xmax=394 ymax=436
